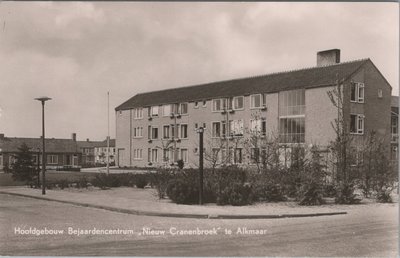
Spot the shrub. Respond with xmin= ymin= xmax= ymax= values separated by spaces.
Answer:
xmin=177 ymin=159 xmax=184 ymax=169
xmin=134 ymin=174 xmax=148 ymax=188
xmin=57 ymin=179 xmax=70 ymax=189
xmin=298 ymin=183 xmax=325 ymax=206
xmin=217 ymin=183 xmax=253 ymax=206
xmin=335 ymin=183 xmax=361 ymax=204
xmin=166 ymin=178 xmax=198 ymax=204
xmin=322 ymin=184 xmax=337 ymax=197
xmin=252 ymin=183 xmax=287 ymax=202
xmin=91 ymin=174 xmax=122 ymax=189
xmin=376 ymin=188 xmax=392 ymax=203
xmin=76 ymin=177 xmax=88 ymax=189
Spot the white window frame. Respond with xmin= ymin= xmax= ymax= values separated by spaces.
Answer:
xmin=250 ymin=94 xmax=263 ymax=109
xmin=350 ymin=114 xmax=365 ymax=135
xmin=180 ymin=103 xmax=188 ymax=115
xmin=163 ymin=105 xmax=172 ymax=117
xmin=351 ymin=82 xmax=365 ymax=103
xmin=47 ymin=155 xmax=58 ymax=164
xmin=151 ymin=126 xmax=159 ymax=140
xmin=134 ymin=108 xmax=143 ymax=119
xmin=180 ymin=124 xmax=188 ymax=139
xmin=180 ymin=148 xmax=188 ymax=163
xmin=212 ymin=99 xmax=222 ymax=112
xmin=151 ymin=106 xmax=159 ymax=117
xmin=163 ymin=125 xmax=170 ymax=139
xmin=229 ymin=119 xmax=244 ymax=137
xmin=151 ymin=149 xmax=158 ymax=163
xmin=133 ymin=127 xmax=143 ymax=138
xmin=212 ymin=121 xmax=221 ymax=138
xmin=233 ymin=96 xmax=244 ymax=110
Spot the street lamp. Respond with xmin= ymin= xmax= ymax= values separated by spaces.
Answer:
xmin=196 ymin=127 xmax=205 ymax=205
xmin=35 ymin=96 xmax=51 ymax=195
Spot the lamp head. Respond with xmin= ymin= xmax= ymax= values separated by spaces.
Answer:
xmin=35 ymin=96 xmax=52 ymax=102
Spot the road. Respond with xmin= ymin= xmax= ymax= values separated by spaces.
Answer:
xmin=0 ymin=194 xmax=397 ymax=256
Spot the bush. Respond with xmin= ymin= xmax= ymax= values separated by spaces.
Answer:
xmin=57 ymin=179 xmax=70 ymax=189
xmin=335 ymin=183 xmax=362 ymax=204
xmin=166 ymin=178 xmax=199 ymax=204
xmin=323 ymin=184 xmax=337 ymax=197
xmin=134 ymin=174 xmax=148 ymax=189
xmin=91 ymin=174 xmax=122 ymax=189
xmin=217 ymin=183 xmax=253 ymax=206
xmin=177 ymin=159 xmax=184 ymax=169
xmin=252 ymin=183 xmax=287 ymax=202
xmin=298 ymin=183 xmax=325 ymax=206
xmin=376 ymin=188 xmax=392 ymax=203
xmin=76 ymin=177 xmax=88 ymax=189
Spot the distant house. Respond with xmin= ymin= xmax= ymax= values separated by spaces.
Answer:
xmin=391 ymin=96 xmax=398 ymax=169
xmin=0 ymin=133 xmax=81 ymax=170
xmin=94 ymin=139 xmax=116 ymax=165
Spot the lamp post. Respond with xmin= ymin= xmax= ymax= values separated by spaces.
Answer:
xmin=36 ymin=147 xmax=40 ymax=188
xmin=196 ymin=127 xmax=204 ymax=205
xmin=35 ymin=96 xmax=51 ymax=195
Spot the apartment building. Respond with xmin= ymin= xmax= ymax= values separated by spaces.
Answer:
xmin=115 ymin=49 xmax=392 ymax=168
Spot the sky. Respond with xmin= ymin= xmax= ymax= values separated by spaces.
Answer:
xmin=0 ymin=2 xmax=398 ymax=141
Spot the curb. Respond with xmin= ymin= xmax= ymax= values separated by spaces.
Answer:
xmin=0 ymin=191 xmax=347 ymax=219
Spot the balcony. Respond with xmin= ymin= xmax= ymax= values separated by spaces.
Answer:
xmin=391 ymin=134 xmax=398 ymax=143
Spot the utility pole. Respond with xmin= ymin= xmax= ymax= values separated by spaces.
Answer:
xmin=197 ymin=127 xmax=204 ymax=205
xmin=107 ymin=91 xmax=110 ymax=175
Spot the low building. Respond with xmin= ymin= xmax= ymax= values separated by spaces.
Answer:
xmin=391 ymin=96 xmax=398 ymax=169
xmin=0 ymin=133 xmax=81 ymax=170
xmin=94 ymin=139 xmax=116 ymax=165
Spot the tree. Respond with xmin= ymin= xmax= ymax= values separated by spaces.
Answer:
xmin=327 ymin=79 xmax=354 ymax=184
xmin=11 ymin=143 xmax=37 ymax=185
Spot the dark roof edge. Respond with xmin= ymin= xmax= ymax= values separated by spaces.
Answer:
xmin=115 ymin=58 xmax=370 ymax=111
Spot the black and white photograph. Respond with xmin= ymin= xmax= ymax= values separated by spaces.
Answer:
xmin=0 ymin=1 xmax=398 ymax=257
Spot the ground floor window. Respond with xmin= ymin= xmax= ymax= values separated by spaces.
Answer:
xmin=350 ymin=114 xmax=364 ymax=134
xmin=234 ymin=148 xmax=242 ymax=164
xmin=180 ymin=148 xmax=188 ymax=163
xmin=151 ymin=149 xmax=158 ymax=163
xmin=47 ymin=155 xmax=58 ymax=164
xmin=279 ymin=117 xmax=305 ymax=143
xmin=133 ymin=149 xmax=142 ymax=160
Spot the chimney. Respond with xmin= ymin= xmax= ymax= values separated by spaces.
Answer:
xmin=317 ymin=49 xmax=340 ymax=67
xmin=86 ymin=138 xmax=90 ymax=142
xmin=0 ymin=134 xmax=4 ymax=140
xmin=72 ymin=133 xmax=76 ymax=141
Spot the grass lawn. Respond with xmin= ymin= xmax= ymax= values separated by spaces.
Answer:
xmin=0 ymin=171 xmax=102 ymax=186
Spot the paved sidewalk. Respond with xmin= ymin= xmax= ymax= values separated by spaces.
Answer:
xmin=0 ymin=186 xmax=359 ymax=219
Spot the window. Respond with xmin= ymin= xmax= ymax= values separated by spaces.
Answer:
xmin=233 ymin=96 xmax=244 ymax=110
xmin=279 ymin=89 xmax=305 ymax=143
xmin=212 ymin=122 xmax=221 ymax=137
xmin=194 ymin=102 xmax=199 ymax=108
xmin=163 ymin=105 xmax=171 ymax=117
xmin=195 ymin=123 xmax=198 ymax=129
xmin=203 ymin=100 xmax=207 ymax=107
xmin=180 ymin=103 xmax=188 ymax=115
xmin=163 ymin=125 xmax=170 ymax=139
xmin=250 ymin=119 xmax=267 ymax=136
xmin=180 ymin=124 xmax=188 ymax=139
xmin=250 ymin=94 xmax=263 ymax=109
xmin=133 ymin=108 xmax=143 ymax=119
xmin=213 ymin=99 xmax=223 ymax=112
xmin=151 ymin=106 xmax=159 ymax=117
xmin=151 ymin=149 xmax=158 ymax=163
xmin=378 ymin=89 xmax=383 ymax=98
xmin=350 ymin=114 xmax=364 ymax=134
xmin=151 ymin=127 xmax=159 ymax=139
xmin=148 ymin=148 xmax=151 ymax=162
xmin=351 ymin=82 xmax=365 ymax=103
xmin=163 ymin=149 xmax=169 ymax=162
xmin=47 ymin=155 xmax=58 ymax=164
xmin=234 ymin=148 xmax=242 ymax=164
xmin=221 ymin=121 xmax=227 ymax=138
xmin=171 ymin=103 xmax=180 ymax=114
xmin=229 ymin=120 xmax=244 ymax=136
xmin=203 ymin=123 xmax=207 ymax=129
xmin=251 ymin=148 xmax=260 ymax=163
xmin=133 ymin=127 xmax=143 ymax=138
xmin=147 ymin=126 xmax=151 ymax=139
xmin=180 ymin=149 xmax=188 ymax=163
xmin=133 ymin=149 xmax=143 ymax=160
